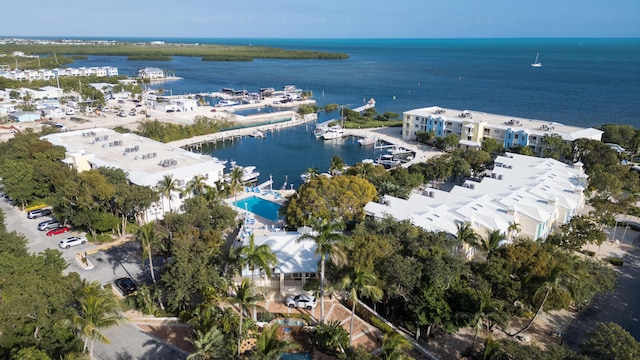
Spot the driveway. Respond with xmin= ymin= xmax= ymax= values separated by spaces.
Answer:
xmin=563 ymin=229 xmax=640 ymax=347
xmin=0 ymin=197 xmax=185 ymax=360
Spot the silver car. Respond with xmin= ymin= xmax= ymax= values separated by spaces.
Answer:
xmin=58 ymin=236 xmax=87 ymax=249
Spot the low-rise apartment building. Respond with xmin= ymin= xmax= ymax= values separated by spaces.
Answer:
xmin=364 ymin=153 xmax=588 ymax=245
xmin=402 ymin=106 xmax=603 ymax=155
xmin=41 ymin=128 xmax=226 ymax=221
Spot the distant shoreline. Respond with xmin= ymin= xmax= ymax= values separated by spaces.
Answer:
xmin=0 ymin=38 xmax=350 ymax=61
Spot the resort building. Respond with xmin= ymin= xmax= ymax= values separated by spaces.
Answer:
xmin=41 ymin=128 xmax=227 ymax=221
xmin=160 ymin=98 xmax=198 ymax=113
xmin=0 ymin=67 xmax=118 ymax=81
xmin=364 ymin=153 xmax=588 ymax=247
xmin=402 ymin=106 xmax=603 ymax=155
xmin=238 ymin=231 xmax=320 ymax=296
xmin=137 ymin=67 xmax=165 ymax=79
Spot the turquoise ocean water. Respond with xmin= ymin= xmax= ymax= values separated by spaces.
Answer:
xmin=65 ymin=37 xmax=640 ymax=187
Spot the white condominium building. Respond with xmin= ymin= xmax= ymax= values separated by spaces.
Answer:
xmin=42 ymin=128 xmax=226 ymax=221
xmin=402 ymin=106 xmax=603 ymax=155
xmin=364 ymin=153 xmax=588 ymax=244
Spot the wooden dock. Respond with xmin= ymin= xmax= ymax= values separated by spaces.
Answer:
xmin=168 ymin=112 xmax=317 ymax=151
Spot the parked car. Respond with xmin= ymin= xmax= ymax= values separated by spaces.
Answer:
xmin=114 ymin=277 xmax=138 ymax=296
xmin=38 ymin=219 xmax=59 ymax=231
xmin=285 ymin=294 xmax=318 ymax=310
xmin=46 ymin=226 xmax=71 ymax=236
xmin=27 ymin=208 xmax=52 ymax=219
xmin=58 ymin=236 xmax=87 ymax=249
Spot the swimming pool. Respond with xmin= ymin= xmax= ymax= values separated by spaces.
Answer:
xmin=233 ymin=196 xmax=282 ymax=222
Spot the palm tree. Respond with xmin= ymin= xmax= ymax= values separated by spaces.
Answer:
xmin=138 ymin=221 xmax=166 ymax=310
xmin=228 ymin=166 xmax=245 ymax=201
xmin=314 ymin=320 xmax=349 ymax=355
xmin=186 ymin=327 xmax=229 ymax=360
xmin=298 ymin=218 xmax=350 ymax=323
xmin=380 ymin=332 xmax=413 ymax=360
xmin=479 ymin=230 xmax=506 ymax=260
xmin=507 ymin=222 xmax=521 ymax=243
xmin=240 ymin=234 xmax=278 ymax=285
xmin=240 ymin=233 xmax=277 ymax=320
xmin=458 ymin=289 xmax=508 ymax=351
xmin=455 ymin=222 xmax=479 ymax=259
xmin=251 ymin=325 xmax=302 ymax=360
xmin=226 ymin=279 xmax=264 ymax=359
xmin=329 ymin=155 xmax=346 ymax=176
xmin=67 ymin=281 xmax=126 ymax=359
xmin=511 ymin=260 xmax=575 ymax=337
xmin=354 ymin=161 xmax=376 ymax=178
xmin=185 ymin=174 xmax=207 ymax=198
xmin=306 ymin=167 xmax=319 ymax=179
xmin=203 ymin=181 xmax=228 ymax=204
xmin=341 ymin=266 xmax=383 ymax=345
xmin=157 ymin=174 xmax=178 ymax=213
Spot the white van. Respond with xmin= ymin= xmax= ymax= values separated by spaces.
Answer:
xmin=65 ymin=108 xmax=75 ymax=115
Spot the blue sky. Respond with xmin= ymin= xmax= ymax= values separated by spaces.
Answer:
xmin=4 ymin=0 xmax=639 ymax=38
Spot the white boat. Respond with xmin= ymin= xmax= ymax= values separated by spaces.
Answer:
xmin=323 ymin=125 xmax=345 ymax=140
xmin=531 ymin=53 xmax=542 ymax=67
xmin=314 ymin=124 xmax=328 ymax=138
xmin=217 ymin=99 xmax=240 ymax=107
xmin=376 ymin=154 xmax=401 ymax=168
xmin=225 ymin=163 xmax=260 ymax=183
xmin=241 ymin=166 xmax=260 ymax=182
xmin=358 ymin=135 xmax=378 ymax=146
xmin=361 ymin=159 xmax=375 ymax=164
xmin=249 ymin=130 xmax=266 ymax=139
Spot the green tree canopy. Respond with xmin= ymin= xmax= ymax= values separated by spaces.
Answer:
xmin=581 ymin=322 xmax=640 ymax=360
xmin=283 ymin=175 xmax=377 ymax=227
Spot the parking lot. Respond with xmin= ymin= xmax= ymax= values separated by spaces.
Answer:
xmin=0 ymin=196 xmax=186 ymax=359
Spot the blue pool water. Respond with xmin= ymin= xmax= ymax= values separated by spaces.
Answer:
xmin=233 ymin=196 xmax=282 ymax=222
xmin=281 ymin=353 xmax=311 ymax=360
xmin=274 ymin=319 xmax=305 ymax=326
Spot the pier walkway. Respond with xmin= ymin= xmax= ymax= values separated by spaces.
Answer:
xmin=167 ymin=112 xmax=317 ymax=150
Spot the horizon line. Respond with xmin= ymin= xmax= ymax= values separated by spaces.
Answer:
xmin=2 ymin=35 xmax=639 ymax=40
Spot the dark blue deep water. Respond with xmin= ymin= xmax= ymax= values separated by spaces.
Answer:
xmin=70 ymin=37 xmax=640 ymax=127
xmin=68 ymin=38 xmax=640 ymax=186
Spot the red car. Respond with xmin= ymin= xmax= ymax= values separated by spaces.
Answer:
xmin=46 ymin=226 xmax=71 ymax=236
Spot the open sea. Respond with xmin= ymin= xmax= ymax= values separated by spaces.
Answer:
xmin=67 ymin=37 xmax=640 ymax=187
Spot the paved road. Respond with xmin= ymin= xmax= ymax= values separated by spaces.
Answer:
xmin=0 ymin=198 xmax=187 ymax=360
xmin=563 ymin=229 xmax=640 ymax=348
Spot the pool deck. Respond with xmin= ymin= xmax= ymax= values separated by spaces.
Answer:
xmin=227 ymin=189 xmax=294 ymax=239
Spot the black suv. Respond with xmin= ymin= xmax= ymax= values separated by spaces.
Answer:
xmin=114 ymin=277 xmax=138 ymax=296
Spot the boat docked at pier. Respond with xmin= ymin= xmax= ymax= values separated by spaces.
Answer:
xmin=249 ymin=130 xmax=266 ymax=139
xmin=217 ymin=99 xmax=240 ymax=107
xmin=376 ymin=154 xmax=402 ymax=168
xmin=358 ymin=135 xmax=378 ymax=146
xmin=225 ymin=162 xmax=261 ymax=183
xmin=323 ymin=125 xmax=345 ymax=140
